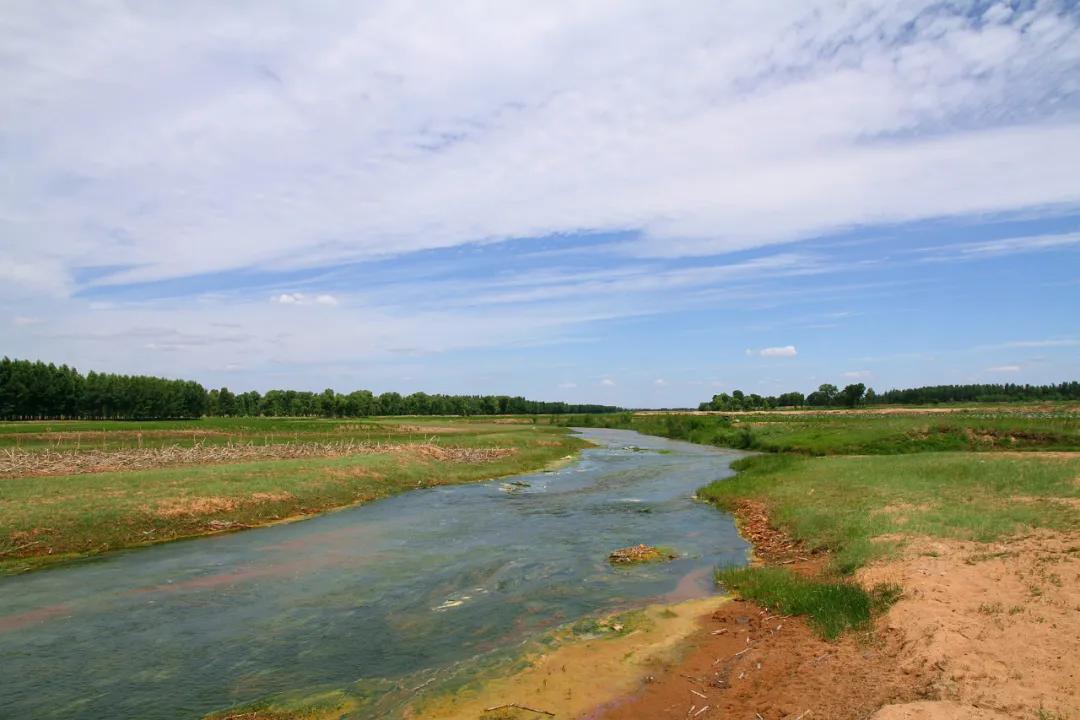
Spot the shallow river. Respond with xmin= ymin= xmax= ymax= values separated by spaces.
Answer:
xmin=0 ymin=428 xmax=748 ymax=719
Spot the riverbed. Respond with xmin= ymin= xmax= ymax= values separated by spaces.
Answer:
xmin=0 ymin=428 xmax=747 ymax=719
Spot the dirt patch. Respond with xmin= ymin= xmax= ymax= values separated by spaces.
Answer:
xmin=860 ymin=531 xmax=1080 ymax=718
xmin=154 ymin=496 xmax=243 ymax=518
xmin=733 ymin=500 xmax=828 ymax=573
xmin=594 ymin=596 xmax=928 ymax=720
xmin=1008 ymin=494 xmax=1080 ymax=510
xmin=0 ymin=442 xmax=517 ymax=478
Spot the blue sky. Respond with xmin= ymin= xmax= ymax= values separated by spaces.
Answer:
xmin=2 ymin=1 xmax=1079 ymax=407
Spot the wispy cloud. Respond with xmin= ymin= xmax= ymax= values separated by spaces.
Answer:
xmin=917 ymin=232 xmax=1080 ymax=263
xmin=3 ymin=2 xmax=1079 ymax=290
xmin=272 ymin=293 xmax=339 ymax=307
xmin=758 ymin=346 xmax=798 ymax=358
xmin=986 ymin=365 xmax=1022 ymax=373
xmin=978 ymin=338 xmax=1079 ymax=350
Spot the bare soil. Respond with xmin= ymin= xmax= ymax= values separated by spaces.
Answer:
xmin=860 ymin=531 xmax=1080 ymax=719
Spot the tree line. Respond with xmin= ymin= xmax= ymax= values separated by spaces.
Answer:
xmin=0 ymin=358 xmax=622 ymax=420
xmin=699 ymin=381 xmax=1080 ymax=411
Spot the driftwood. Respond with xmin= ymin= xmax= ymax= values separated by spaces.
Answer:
xmin=483 ymin=702 xmax=555 ymax=716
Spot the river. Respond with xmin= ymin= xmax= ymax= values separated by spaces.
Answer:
xmin=0 ymin=428 xmax=748 ymax=719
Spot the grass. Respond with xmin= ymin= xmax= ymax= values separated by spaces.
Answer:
xmin=701 ymin=452 xmax=1080 ymax=574
xmin=557 ymin=407 xmax=1080 ymax=455
xmin=0 ymin=419 xmax=586 ymax=574
xmin=716 ymin=566 xmax=900 ymax=639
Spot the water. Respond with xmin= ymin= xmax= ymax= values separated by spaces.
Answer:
xmin=0 ymin=429 xmax=748 ymax=719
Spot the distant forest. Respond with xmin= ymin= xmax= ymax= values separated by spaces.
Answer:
xmin=0 ymin=358 xmax=623 ymax=420
xmin=699 ymin=381 xmax=1080 ymax=411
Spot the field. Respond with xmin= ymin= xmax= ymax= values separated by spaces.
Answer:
xmin=0 ymin=416 xmax=586 ymax=574
xmin=567 ymin=405 xmax=1080 ymax=454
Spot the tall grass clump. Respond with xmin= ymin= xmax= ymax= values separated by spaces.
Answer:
xmin=717 ymin=566 xmax=899 ymax=639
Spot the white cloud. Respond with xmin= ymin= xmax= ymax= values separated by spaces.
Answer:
xmin=600 ymin=378 xmax=616 ymax=387
xmin=557 ymin=382 xmax=577 ymax=389
xmin=986 ymin=364 xmax=1022 ymax=373
xmin=843 ymin=370 xmax=872 ymax=379
xmin=918 ymin=231 xmax=1080 ymax=262
xmin=273 ymin=292 xmax=338 ymax=306
xmin=978 ymin=338 xmax=1079 ymax=350
xmin=654 ymin=378 xmax=668 ymax=386
xmin=12 ymin=316 xmax=43 ymax=326
xmin=2 ymin=2 xmax=1079 ymax=291
xmin=759 ymin=345 xmax=798 ymax=358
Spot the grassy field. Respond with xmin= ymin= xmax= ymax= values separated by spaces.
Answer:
xmin=0 ymin=416 xmax=586 ymax=574
xmin=560 ymin=406 xmax=1080 ymax=636
xmin=561 ymin=406 xmax=1080 ymax=454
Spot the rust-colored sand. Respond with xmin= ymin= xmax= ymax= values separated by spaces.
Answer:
xmin=591 ymin=526 xmax=1080 ymax=720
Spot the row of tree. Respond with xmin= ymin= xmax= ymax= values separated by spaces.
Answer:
xmin=699 ymin=381 xmax=1080 ymax=411
xmin=0 ymin=358 xmax=622 ymax=420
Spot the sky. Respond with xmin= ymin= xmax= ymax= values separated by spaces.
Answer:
xmin=2 ymin=1 xmax=1079 ymax=408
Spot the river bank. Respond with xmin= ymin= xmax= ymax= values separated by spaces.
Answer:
xmin=587 ymin=506 xmax=1080 ymax=719
xmin=414 ymin=467 xmax=1079 ymax=719
xmin=0 ymin=418 xmax=588 ymax=574
xmin=459 ymin=409 xmax=1080 ymax=719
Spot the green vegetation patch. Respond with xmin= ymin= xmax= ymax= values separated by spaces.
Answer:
xmin=717 ymin=566 xmax=901 ymax=640
xmin=557 ymin=409 xmax=1080 ymax=455
xmin=203 ymin=688 xmax=357 ymax=720
xmin=701 ymin=452 xmax=1080 ymax=574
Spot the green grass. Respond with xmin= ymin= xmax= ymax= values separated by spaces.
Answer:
xmin=0 ymin=422 xmax=586 ymax=574
xmin=702 ymin=452 xmax=1080 ymax=574
xmin=557 ymin=408 xmax=1080 ymax=455
xmin=716 ymin=566 xmax=900 ymax=639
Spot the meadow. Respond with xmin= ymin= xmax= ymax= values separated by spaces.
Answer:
xmin=0 ymin=416 xmax=585 ymax=574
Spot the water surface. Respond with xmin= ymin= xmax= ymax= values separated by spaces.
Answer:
xmin=0 ymin=428 xmax=748 ymax=718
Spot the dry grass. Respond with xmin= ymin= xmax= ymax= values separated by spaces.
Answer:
xmin=0 ymin=441 xmax=517 ymax=478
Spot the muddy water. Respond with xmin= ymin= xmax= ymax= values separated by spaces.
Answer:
xmin=0 ymin=429 xmax=748 ymax=719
